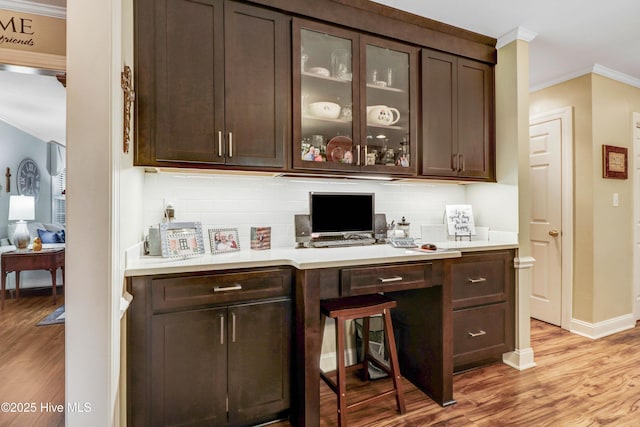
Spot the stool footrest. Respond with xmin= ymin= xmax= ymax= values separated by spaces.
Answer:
xmin=347 ymin=389 xmax=398 ymax=411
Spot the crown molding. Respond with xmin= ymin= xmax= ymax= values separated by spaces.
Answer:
xmin=496 ymin=26 xmax=537 ymax=50
xmin=531 ymin=63 xmax=640 ymax=92
xmin=0 ymin=0 xmax=65 ymax=19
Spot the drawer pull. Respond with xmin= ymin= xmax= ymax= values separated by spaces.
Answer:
xmin=379 ymin=276 xmax=403 ymax=283
xmin=231 ymin=312 xmax=236 ymax=343
xmin=467 ymin=277 xmax=487 ymax=284
xmin=212 ymin=284 xmax=243 ymax=292
xmin=468 ymin=330 xmax=487 ymax=338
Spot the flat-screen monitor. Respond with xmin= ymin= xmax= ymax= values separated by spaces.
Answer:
xmin=309 ymin=192 xmax=375 ymax=236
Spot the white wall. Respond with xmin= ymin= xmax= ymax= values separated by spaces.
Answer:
xmin=141 ymin=172 xmax=469 ymax=248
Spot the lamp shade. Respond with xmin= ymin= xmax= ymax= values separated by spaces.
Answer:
xmin=8 ymin=195 xmax=35 ymax=221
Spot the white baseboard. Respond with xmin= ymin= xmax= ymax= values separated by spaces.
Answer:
xmin=570 ymin=314 xmax=636 ymax=339
xmin=502 ymin=348 xmax=536 ymax=371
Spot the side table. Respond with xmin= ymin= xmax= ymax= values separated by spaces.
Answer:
xmin=1 ymin=248 xmax=65 ymax=309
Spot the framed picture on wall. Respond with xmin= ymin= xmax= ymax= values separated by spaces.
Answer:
xmin=602 ymin=145 xmax=628 ymax=179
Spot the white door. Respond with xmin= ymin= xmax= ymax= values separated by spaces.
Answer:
xmin=529 ymin=116 xmax=563 ymax=325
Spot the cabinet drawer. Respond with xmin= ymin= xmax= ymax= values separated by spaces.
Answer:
xmin=453 ymin=302 xmax=511 ymax=370
xmin=451 ymin=252 xmax=510 ymax=309
xmin=151 ymin=268 xmax=292 ymax=311
xmin=341 ymin=262 xmax=436 ymax=296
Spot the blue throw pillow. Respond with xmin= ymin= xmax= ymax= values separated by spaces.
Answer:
xmin=37 ymin=228 xmax=65 ymax=243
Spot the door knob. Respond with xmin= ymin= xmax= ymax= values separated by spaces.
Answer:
xmin=548 ymin=229 xmax=560 ymax=237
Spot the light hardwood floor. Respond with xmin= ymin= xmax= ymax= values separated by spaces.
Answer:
xmin=276 ymin=318 xmax=640 ymax=427
xmin=2 ymin=296 xmax=639 ymax=427
xmin=0 ymin=295 xmax=64 ymax=427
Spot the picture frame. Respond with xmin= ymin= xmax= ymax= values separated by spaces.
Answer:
xmin=250 ymin=226 xmax=271 ymax=250
xmin=444 ymin=204 xmax=476 ymax=237
xmin=159 ymin=221 xmax=205 ymax=258
xmin=602 ymin=145 xmax=628 ymax=179
xmin=209 ymin=228 xmax=241 ymax=254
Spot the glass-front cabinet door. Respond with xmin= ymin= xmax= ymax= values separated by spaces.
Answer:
xmin=361 ymin=36 xmax=417 ymax=175
xmin=293 ymin=19 xmax=360 ymax=172
xmin=293 ymin=20 xmax=417 ymax=175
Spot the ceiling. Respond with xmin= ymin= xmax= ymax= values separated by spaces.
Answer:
xmin=2 ymin=0 xmax=640 ymax=145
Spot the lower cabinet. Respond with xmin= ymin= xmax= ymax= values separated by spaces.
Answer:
xmin=128 ymin=268 xmax=292 ymax=427
xmin=450 ymin=250 xmax=514 ymax=372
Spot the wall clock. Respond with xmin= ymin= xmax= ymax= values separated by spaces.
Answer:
xmin=17 ymin=158 xmax=41 ymax=200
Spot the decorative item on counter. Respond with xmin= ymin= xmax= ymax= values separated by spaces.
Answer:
xmin=32 ymin=237 xmax=42 ymax=252
xmin=445 ymin=205 xmax=476 ymax=241
xmin=160 ymin=221 xmax=205 ymax=258
xmin=397 ymin=216 xmax=410 ymax=237
xmin=250 ymin=227 xmax=271 ymax=250
xmin=209 ymin=228 xmax=240 ymax=254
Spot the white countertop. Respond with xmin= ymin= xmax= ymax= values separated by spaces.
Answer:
xmin=125 ymin=241 xmax=518 ymax=277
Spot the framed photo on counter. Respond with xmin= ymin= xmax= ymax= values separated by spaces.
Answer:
xmin=209 ymin=228 xmax=240 ymax=254
xmin=159 ymin=221 xmax=205 ymax=258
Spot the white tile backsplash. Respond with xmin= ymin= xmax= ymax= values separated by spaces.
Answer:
xmin=142 ymin=172 xmax=469 ymax=249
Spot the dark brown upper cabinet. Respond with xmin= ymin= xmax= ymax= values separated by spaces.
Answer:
xmin=421 ymin=48 xmax=494 ymax=181
xmin=292 ymin=18 xmax=418 ymax=176
xmin=134 ymin=0 xmax=290 ymax=169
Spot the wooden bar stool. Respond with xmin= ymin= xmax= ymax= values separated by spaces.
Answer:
xmin=320 ymin=293 xmax=406 ymax=426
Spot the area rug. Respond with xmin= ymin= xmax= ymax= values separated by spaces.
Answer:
xmin=37 ymin=305 xmax=65 ymax=326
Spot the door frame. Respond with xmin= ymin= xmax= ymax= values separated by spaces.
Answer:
xmin=633 ymin=113 xmax=640 ymax=320
xmin=529 ymin=106 xmax=574 ymax=329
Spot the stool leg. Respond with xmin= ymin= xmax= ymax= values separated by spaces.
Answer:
xmin=362 ymin=316 xmax=370 ymax=381
xmin=383 ymin=308 xmax=406 ymax=414
xmin=335 ymin=317 xmax=348 ymax=427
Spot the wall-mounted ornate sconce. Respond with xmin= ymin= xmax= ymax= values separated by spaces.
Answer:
xmin=121 ymin=65 xmax=135 ymax=154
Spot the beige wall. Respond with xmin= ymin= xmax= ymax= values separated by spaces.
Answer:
xmin=530 ymin=74 xmax=640 ymax=323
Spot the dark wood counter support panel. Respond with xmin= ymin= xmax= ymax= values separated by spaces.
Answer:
xmin=292 ymin=260 xmax=454 ymax=427
xmin=449 ymin=250 xmax=515 ymax=373
xmin=127 ymin=268 xmax=292 ymax=427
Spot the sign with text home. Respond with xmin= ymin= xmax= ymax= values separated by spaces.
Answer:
xmin=0 ymin=9 xmax=65 ymax=56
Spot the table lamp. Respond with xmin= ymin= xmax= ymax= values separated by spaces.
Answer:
xmin=8 ymin=195 xmax=35 ymax=250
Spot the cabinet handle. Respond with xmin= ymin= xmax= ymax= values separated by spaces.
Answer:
xmin=452 ymin=153 xmax=458 ymax=172
xmin=212 ymin=284 xmax=243 ymax=292
xmin=458 ymin=153 xmax=464 ymax=172
xmin=379 ymin=276 xmax=403 ymax=283
xmin=217 ymin=131 xmax=223 ymax=157
xmin=468 ymin=330 xmax=487 ymax=337
xmin=231 ymin=312 xmax=237 ymax=343
xmin=228 ymin=132 xmax=233 ymax=157
xmin=356 ymin=144 xmax=361 ymax=166
xmin=467 ymin=277 xmax=487 ymax=284
xmin=220 ymin=315 xmax=225 ymax=345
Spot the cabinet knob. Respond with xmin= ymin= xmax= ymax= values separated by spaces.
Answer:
xmin=548 ymin=229 xmax=560 ymax=237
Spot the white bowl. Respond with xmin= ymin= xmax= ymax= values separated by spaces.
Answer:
xmin=308 ymin=67 xmax=330 ymax=77
xmin=308 ymin=102 xmax=341 ymax=119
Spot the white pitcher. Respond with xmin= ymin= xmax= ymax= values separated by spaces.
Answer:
xmin=367 ymin=105 xmax=400 ymax=126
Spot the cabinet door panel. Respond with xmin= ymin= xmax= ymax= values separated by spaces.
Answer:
xmin=224 ymin=2 xmax=289 ymax=167
xmin=155 ymin=0 xmax=224 ymax=164
xmin=227 ymin=299 xmax=291 ymax=425
xmin=458 ymin=58 xmax=493 ymax=179
xmin=151 ymin=308 xmax=227 ymax=427
xmin=421 ymin=49 xmax=458 ymax=177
